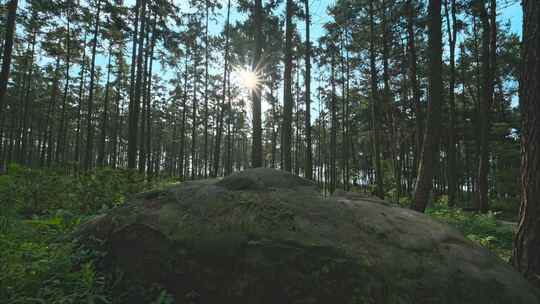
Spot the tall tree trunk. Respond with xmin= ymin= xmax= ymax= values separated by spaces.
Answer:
xmin=0 ymin=0 xmax=18 ymax=163
xmin=381 ymin=0 xmax=396 ymax=195
xmin=512 ymin=0 xmax=540 ymax=287
xmin=83 ymin=0 xmax=102 ymax=171
xmin=369 ymin=0 xmax=384 ymax=199
xmin=97 ymin=43 xmax=113 ymax=167
xmin=212 ymin=0 xmax=231 ymax=177
xmin=19 ymin=28 xmax=37 ymax=165
xmin=56 ymin=1 xmax=71 ymax=164
xmin=42 ymin=58 xmax=62 ymax=167
xmin=191 ymin=47 xmax=198 ymax=179
xmin=330 ymin=52 xmax=337 ymax=194
xmin=343 ymin=36 xmax=351 ymax=190
xmin=203 ymin=1 xmax=210 ymax=177
xmin=303 ymin=0 xmax=313 ymax=179
xmin=474 ymin=0 xmax=495 ymax=213
xmin=444 ymin=0 xmax=458 ymax=206
xmin=225 ymin=65 xmax=233 ymax=175
xmin=412 ymin=0 xmax=443 ymax=212
xmin=406 ymin=0 xmax=423 ymax=172
xmin=281 ymin=0 xmax=294 ymax=172
xmin=138 ymin=18 xmax=151 ymax=174
xmin=127 ymin=0 xmax=143 ymax=169
xmin=251 ymin=0 xmax=263 ymax=168
xmin=145 ymin=17 xmax=157 ymax=177
xmin=111 ymin=82 xmax=121 ymax=169
xmin=179 ymin=56 xmax=189 ymax=179
xmin=75 ymin=32 xmax=88 ymax=165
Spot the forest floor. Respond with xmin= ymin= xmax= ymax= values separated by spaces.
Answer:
xmin=0 ymin=165 xmax=518 ymax=303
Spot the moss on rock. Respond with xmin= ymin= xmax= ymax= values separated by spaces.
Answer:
xmin=76 ymin=169 xmax=540 ymax=303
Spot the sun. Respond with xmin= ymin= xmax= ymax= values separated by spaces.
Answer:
xmin=233 ymin=66 xmax=260 ymax=91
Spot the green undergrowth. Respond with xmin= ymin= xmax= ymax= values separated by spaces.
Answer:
xmin=426 ymin=203 xmax=515 ymax=262
xmin=0 ymin=164 xmax=174 ymax=303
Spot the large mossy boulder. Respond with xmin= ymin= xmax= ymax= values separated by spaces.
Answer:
xmin=77 ymin=168 xmax=539 ymax=303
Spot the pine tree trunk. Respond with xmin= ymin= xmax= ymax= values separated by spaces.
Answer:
xmin=179 ymin=56 xmax=189 ymax=179
xmin=191 ymin=47 xmax=198 ymax=180
xmin=41 ymin=58 xmax=61 ymax=167
xmin=84 ymin=0 xmax=102 ymax=171
xmin=444 ymin=0 xmax=458 ymax=207
xmin=0 ymin=0 xmax=18 ymax=163
xmin=145 ymin=17 xmax=157 ymax=177
xmin=56 ymin=2 xmax=71 ymax=164
xmin=212 ymin=0 xmax=231 ymax=177
xmin=474 ymin=1 xmax=495 ymax=213
xmin=330 ymin=53 xmax=337 ymax=194
xmin=369 ymin=1 xmax=384 ymax=199
xmin=406 ymin=0 xmax=423 ymax=173
xmin=138 ymin=20 xmax=151 ymax=174
xmin=203 ymin=2 xmax=210 ymax=177
xmin=97 ymin=44 xmax=113 ymax=167
xmin=512 ymin=0 xmax=540 ymax=287
xmin=128 ymin=0 xmax=144 ymax=169
xmin=281 ymin=0 xmax=294 ymax=172
xmin=304 ymin=0 xmax=313 ymax=180
xmin=75 ymin=33 xmax=87 ymax=166
xmin=412 ymin=0 xmax=443 ymax=213
xmin=111 ymin=82 xmax=121 ymax=169
xmin=19 ymin=28 xmax=37 ymax=165
xmin=251 ymin=0 xmax=263 ymax=168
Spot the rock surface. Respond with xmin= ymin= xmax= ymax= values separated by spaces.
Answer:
xmin=77 ymin=168 xmax=539 ymax=303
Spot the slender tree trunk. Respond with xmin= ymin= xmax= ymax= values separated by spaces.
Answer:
xmin=127 ymin=0 xmax=143 ymax=169
xmin=474 ymin=1 xmax=495 ymax=213
xmin=281 ymin=0 xmax=294 ymax=172
xmin=251 ymin=0 xmax=263 ymax=168
xmin=512 ymin=0 xmax=540 ymax=287
xmin=225 ymin=65 xmax=233 ymax=175
xmin=145 ymin=17 xmax=157 ymax=177
xmin=56 ymin=2 xmax=71 ymax=164
xmin=191 ymin=47 xmax=198 ymax=179
xmin=111 ymin=82 xmax=121 ymax=169
xmin=83 ymin=0 xmax=102 ymax=171
xmin=294 ymin=66 xmax=301 ymax=175
xmin=369 ymin=1 xmax=384 ymax=199
xmin=412 ymin=0 xmax=443 ymax=212
xmin=138 ymin=19 xmax=151 ymax=174
xmin=212 ymin=0 xmax=231 ymax=177
xmin=42 ymin=58 xmax=62 ymax=167
xmin=444 ymin=0 xmax=458 ymax=206
xmin=0 ymin=0 xmax=18 ymax=163
xmin=75 ymin=33 xmax=87 ymax=166
xmin=19 ymin=28 xmax=37 ymax=165
xmin=203 ymin=1 xmax=210 ymax=177
xmin=343 ymin=38 xmax=351 ymax=190
xmin=406 ymin=0 xmax=423 ymax=172
xmin=330 ymin=53 xmax=337 ymax=193
xmin=179 ymin=56 xmax=189 ymax=179
xmin=97 ymin=43 xmax=113 ymax=167
xmin=304 ymin=0 xmax=313 ymax=179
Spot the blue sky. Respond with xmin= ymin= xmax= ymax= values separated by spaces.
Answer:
xmin=200 ymin=0 xmax=524 ymax=119
xmin=212 ymin=0 xmax=523 ymax=42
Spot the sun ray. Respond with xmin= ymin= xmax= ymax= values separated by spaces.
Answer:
xmin=233 ymin=66 xmax=260 ymax=91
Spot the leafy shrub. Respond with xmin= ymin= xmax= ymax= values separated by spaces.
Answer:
xmin=427 ymin=205 xmax=514 ymax=261
xmin=0 ymin=165 xmax=148 ymax=216
xmin=0 ymin=165 xmax=167 ymax=303
xmin=0 ymin=213 xmax=110 ymax=303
